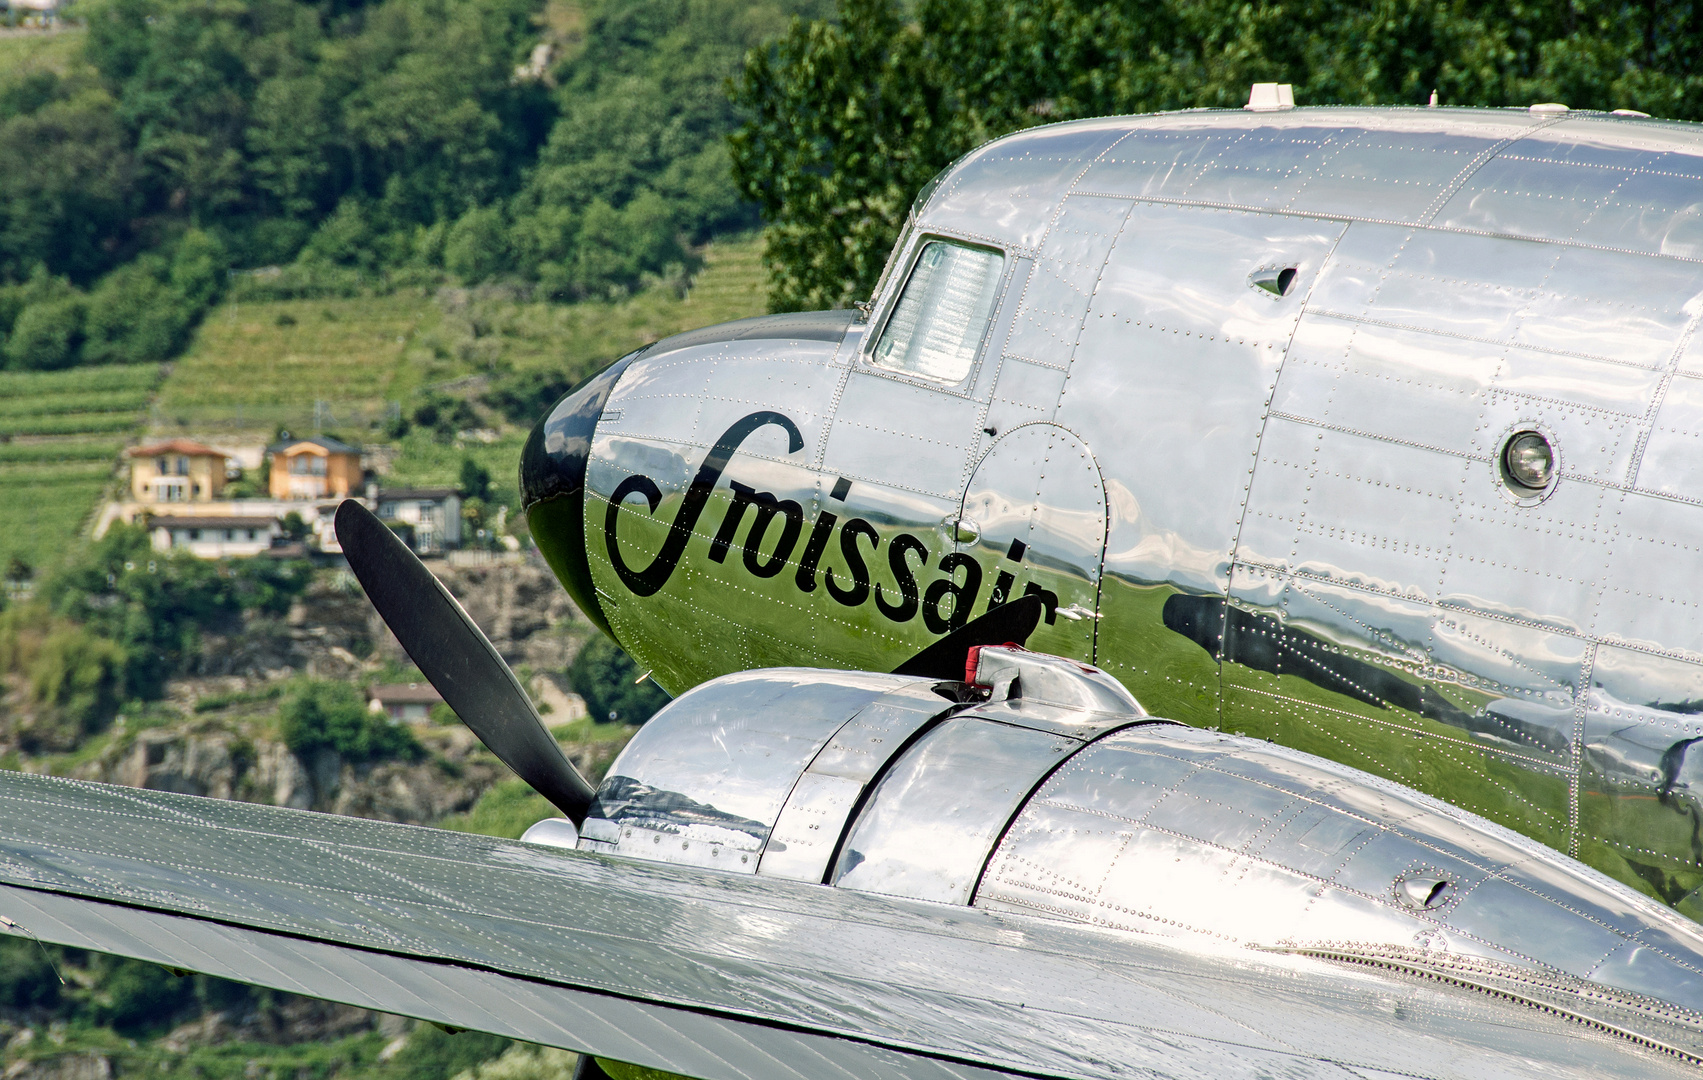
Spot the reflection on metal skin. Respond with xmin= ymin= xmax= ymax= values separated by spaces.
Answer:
xmin=577 ymin=669 xmax=914 ymax=871
xmin=531 ymin=107 xmax=1703 ymax=918
xmin=582 ymin=662 xmax=1703 ymax=1028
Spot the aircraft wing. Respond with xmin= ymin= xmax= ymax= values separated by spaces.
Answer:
xmin=0 ymin=769 xmax=1692 ymax=1080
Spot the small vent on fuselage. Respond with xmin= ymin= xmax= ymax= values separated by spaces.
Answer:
xmin=1250 ymin=265 xmax=1299 ymax=297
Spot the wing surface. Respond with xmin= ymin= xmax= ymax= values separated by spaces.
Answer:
xmin=0 ymin=770 xmax=1690 ymax=1080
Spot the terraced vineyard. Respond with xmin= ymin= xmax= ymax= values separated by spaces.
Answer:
xmin=0 ymin=364 xmax=158 ymax=575
xmin=0 ymin=238 xmax=768 ymax=575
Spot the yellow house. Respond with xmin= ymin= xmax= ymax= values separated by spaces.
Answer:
xmin=268 ymin=435 xmax=361 ymax=500
xmin=125 ymin=439 xmax=228 ymax=503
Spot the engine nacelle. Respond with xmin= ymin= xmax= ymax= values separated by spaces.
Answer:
xmin=558 ymin=649 xmax=1703 ymax=1019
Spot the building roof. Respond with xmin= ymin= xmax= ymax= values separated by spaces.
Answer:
xmin=147 ymin=516 xmax=280 ymax=530
xmin=368 ymin=683 xmax=444 ymax=705
xmin=127 ymin=439 xmax=225 ymax=459
xmin=267 ymin=435 xmax=359 ymax=455
xmin=377 ymin=487 xmax=459 ymax=501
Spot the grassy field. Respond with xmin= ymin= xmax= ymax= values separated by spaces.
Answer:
xmin=160 ymin=237 xmax=766 ymax=419
xmin=0 ymin=26 xmax=84 ymax=80
xmin=0 ymin=365 xmax=159 ymax=575
xmin=153 ymin=237 xmax=768 ymax=494
xmin=159 ymin=293 xmax=445 ymax=414
xmin=0 ymin=438 xmax=126 ymax=463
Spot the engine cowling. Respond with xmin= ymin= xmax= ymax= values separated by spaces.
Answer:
xmin=547 ymin=648 xmax=1703 ymax=1020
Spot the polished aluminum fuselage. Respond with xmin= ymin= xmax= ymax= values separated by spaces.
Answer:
xmin=555 ymin=107 xmax=1703 ymax=914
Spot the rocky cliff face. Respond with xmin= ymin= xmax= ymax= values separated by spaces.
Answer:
xmin=6 ymin=555 xmax=598 ymax=827
xmin=163 ymin=556 xmax=581 ymax=687
xmin=64 ymin=722 xmax=510 ymax=824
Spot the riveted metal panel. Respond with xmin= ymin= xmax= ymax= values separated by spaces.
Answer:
xmin=1217 ymin=566 xmax=1444 ymax=789
xmin=1639 ymin=373 xmax=1703 ymax=499
xmin=832 ymin=717 xmax=1076 ymax=905
xmin=1302 ymin=222 xmax=1414 ymax=316
xmin=580 ymin=669 xmax=907 ymax=871
xmin=1070 ymin=112 xmax=1538 ymax=225
xmin=759 ymin=683 xmax=950 ymax=884
xmin=958 ymin=423 xmax=1106 ymax=661
xmin=978 ymin=722 xmax=1703 ymax=1014
xmin=1428 ymin=141 xmax=1650 ymax=243
xmin=1278 ymin=125 xmax=1515 ymax=223
xmin=1439 ymin=477 xmax=1616 ymax=635
xmin=982 ymin=353 xmax=1064 ymax=436
xmin=924 ymin=123 xmax=1129 ymax=252
xmin=1510 ymin=246 xmax=1703 ymax=368
xmin=823 ymin=374 xmax=985 ymax=502
xmin=1594 ymin=491 xmax=1703 ymax=655
xmin=1431 ymin=117 xmax=1703 ymax=261
xmin=1177 ymin=125 xmax=1357 ymax=210
xmin=1002 ymin=195 xmax=1131 ymax=369
xmin=1213 ymin=418 xmax=1308 ymax=576
xmin=1426 ymin=607 xmax=1585 ymax=758
xmin=1285 ymin=318 xmax=1501 ymax=452
xmin=1059 ymin=205 xmax=1344 ymax=728
xmin=1357 ymin=230 xmax=1556 ymax=342
xmin=1240 ymin=420 xmax=1464 ymax=596
xmin=1581 ymin=644 xmax=1703 ymax=913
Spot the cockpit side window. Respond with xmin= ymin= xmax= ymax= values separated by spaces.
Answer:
xmin=871 ymin=239 xmax=1004 ymax=384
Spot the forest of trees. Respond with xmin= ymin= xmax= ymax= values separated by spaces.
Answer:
xmin=0 ymin=0 xmax=821 ymax=370
xmin=729 ymin=0 xmax=1703 ymax=309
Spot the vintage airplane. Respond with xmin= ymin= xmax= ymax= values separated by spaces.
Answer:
xmin=10 ymin=97 xmax=1703 ymax=1079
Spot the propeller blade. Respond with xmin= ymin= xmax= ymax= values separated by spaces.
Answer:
xmin=334 ymin=499 xmax=595 ymax=824
xmin=891 ymin=594 xmax=1045 ymax=681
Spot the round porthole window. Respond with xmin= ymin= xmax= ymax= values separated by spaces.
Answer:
xmin=1496 ymin=427 xmax=1559 ymax=504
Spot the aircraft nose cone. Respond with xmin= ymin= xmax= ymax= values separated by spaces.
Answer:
xmin=520 ymin=353 xmax=638 ymax=637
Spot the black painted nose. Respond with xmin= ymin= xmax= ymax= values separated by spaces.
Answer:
xmin=520 ymin=353 xmax=639 ymax=638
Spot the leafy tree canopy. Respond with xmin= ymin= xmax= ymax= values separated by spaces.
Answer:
xmin=730 ymin=0 xmax=1703 ymax=310
xmin=280 ymin=678 xmax=424 ymax=762
xmin=44 ymin=523 xmax=312 ymax=700
xmin=569 ymin=633 xmax=668 ymax=724
xmin=0 ymin=0 xmax=822 ymax=370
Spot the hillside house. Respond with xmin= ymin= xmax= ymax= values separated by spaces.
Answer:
xmin=367 ymin=683 xmax=443 ymax=722
xmin=126 ymin=440 xmax=228 ymax=503
xmin=374 ymin=487 xmax=462 ymax=553
xmin=269 ymin=435 xmax=360 ymax=500
xmin=148 ymin=515 xmax=281 ymax=558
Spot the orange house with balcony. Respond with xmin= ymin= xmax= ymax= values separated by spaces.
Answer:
xmin=126 ymin=439 xmax=228 ymax=503
xmin=268 ymin=435 xmax=360 ymax=500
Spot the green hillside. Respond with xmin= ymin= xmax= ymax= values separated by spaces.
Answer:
xmin=0 ymin=236 xmax=765 ymax=581
xmin=0 ymin=26 xmax=84 ymax=76
xmin=156 ymin=236 xmax=765 ymax=500
xmin=160 ymin=237 xmax=764 ymax=421
xmin=0 ymin=365 xmax=160 ymax=576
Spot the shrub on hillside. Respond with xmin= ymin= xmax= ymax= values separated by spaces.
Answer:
xmin=83 ymin=262 xmax=195 ymax=364
xmin=459 ymin=458 xmax=492 ymax=502
xmin=0 ymin=231 xmax=226 ymax=370
xmin=93 ymin=954 xmax=195 ymax=1034
xmin=385 ymin=1023 xmax=513 ymax=1080
xmin=5 ymin=293 xmax=87 ymax=370
xmin=569 ymin=634 xmax=668 ymax=725
xmin=481 ymin=368 xmax=575 ymax=425
xmin=0 ymin=936 xmax=62 ymax=1010
xmin=0 ymin=602 xmax=125 ymax=751
xmin=445 ymin=205 xmax=510 ymax=283
xmin=280 ymin=680 xmax=422 ymax=763
xmin=411 ymin=392 xmax=479 ymax=440
xmin=46 ymin=524 xmax=313 ymax=700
